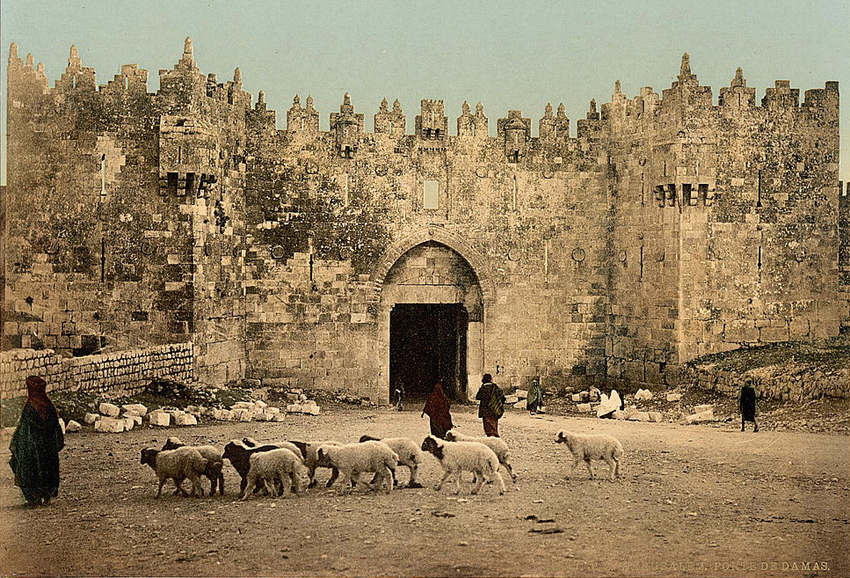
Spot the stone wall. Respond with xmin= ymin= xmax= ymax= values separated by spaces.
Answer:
xmin=3 ymin=42 xmax=841 ymax=401
xmin=605 ymin=60 xmax=840 ymax=388
xmin=682 ymin=363 xmax=849 ymax=401
xmin=839 ymin=182 xmax=850 ymax=334
xmin=0 ymin=343 xmax=193 ymax=400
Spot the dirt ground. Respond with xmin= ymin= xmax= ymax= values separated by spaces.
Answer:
xmin=1 ymin=405 xmax=848 ymax=578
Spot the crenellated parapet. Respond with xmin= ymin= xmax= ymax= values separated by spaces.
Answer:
xmin=538 ymin=103 xmax=569 ymax=142
xmin=374 ymin=98 xmax=406 ymax=136
xmin=497 ymin=110 xmax=531 ymax=162
xmin=416 ymin=99 xmax=448 ymax=140
xmin=55 ymin=45 xmax=97 ymax=92
xmin=330 ymin=93 xmax=365 ymax=157
xmin=286 ymin=94 xmax=320 ymax=132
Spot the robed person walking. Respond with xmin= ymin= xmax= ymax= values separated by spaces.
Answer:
xmin=422 ymin=383 xmax=454 ymax=439
xmin=9 ymin=376 xmax=65 ymax=507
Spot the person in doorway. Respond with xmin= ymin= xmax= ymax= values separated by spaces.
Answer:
xmin=476 ymin=373 xmax=505 ymax=437
xmin=9 ymin=376 xmax=65 ymax=508
xmin=422 ymin=382 xmax=454 ymax=439
xmin=526 ymin=379 xmax=543 ymax=414
xmin=393 ymin=380 xmax=406 ymax=411
xmin=739 ymin=377 xmax=759 ymax=432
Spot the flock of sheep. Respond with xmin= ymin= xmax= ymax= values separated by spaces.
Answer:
xmin=139 ymin=429 xmax=624 ymax=500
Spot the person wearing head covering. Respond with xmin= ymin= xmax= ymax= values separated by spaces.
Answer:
xmin=475 ymin=373 xmax=505 ymax=437
xmin=9 ymin=376 xmax=65 ymax=507
xmin=421 ymin=383 xmax=454 ymax=439
xmin=526 ymin=379 xmax=543 ymax=414
xmin=739 ymin=377 xmax=759 ymax=432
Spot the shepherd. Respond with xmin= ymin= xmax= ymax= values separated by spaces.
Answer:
xmin=9 ymin=376 xmax=65 ymax=507
xmin=476 ymin=373 xmax=505 ymax=437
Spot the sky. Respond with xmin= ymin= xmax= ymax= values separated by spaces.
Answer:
xmin=1 ymin=0 xmax=848 ymax=185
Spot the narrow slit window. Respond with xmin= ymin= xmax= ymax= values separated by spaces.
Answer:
xmin=682 ymin=183 xmax=692 ymax=206
xmin=423 ymin=180 xmax=439 ymax=209
xmin=100 ymin=154 xmax=107 ymax=195
xmin=167 ymin=172 xmax=178 ymax=195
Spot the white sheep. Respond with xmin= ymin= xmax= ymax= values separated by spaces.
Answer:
xmin=140 ymin=446 xmax=208 ymax=498
xmin=420 ymin=435 xmax=506 ymax=495
xmin=315 ymin=441 xmax=398 ymax=494
xmin=443 ymin=430 xmax=516 ymax=482
xmin=242 ymin=437 xmax=305 ymax=463
xmin=240 ymin=448 xmax=308 ymax=500
xmin=359 ymin=435 xmax=423 ymax=488
xmin=288 ymin=440 xmax=342 ymax=488
xmin=555 ymin=430 xmax=623 ymax=481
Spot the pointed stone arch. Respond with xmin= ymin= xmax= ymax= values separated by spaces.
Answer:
xmin=371 ymin=227 xmax=496 ymax=303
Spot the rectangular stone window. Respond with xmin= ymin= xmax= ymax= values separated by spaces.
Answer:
xmin=423 ymin=180 xmax=439 ymax=209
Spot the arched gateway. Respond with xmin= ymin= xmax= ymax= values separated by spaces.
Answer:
xmin=373 ymin=229 xmax=493 ymax=403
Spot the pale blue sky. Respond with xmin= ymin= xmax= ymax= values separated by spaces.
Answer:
xmin=2 ymin=0 xmax=848 ymax=184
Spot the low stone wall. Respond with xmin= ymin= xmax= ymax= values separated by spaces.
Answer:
xmin=1 ymin=343 xmax=194 ymax=400
xmin=682 ymin=364 xmax=849 ymax=401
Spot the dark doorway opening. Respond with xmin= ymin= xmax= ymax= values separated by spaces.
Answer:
xmin=390 ymin=303 xmax=467 ymax=403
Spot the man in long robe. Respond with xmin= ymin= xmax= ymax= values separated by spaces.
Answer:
xmin=9 ymin=376 xmax=65 ymax=507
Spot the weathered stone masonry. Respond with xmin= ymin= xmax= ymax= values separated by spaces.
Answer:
xmin=2 ymin=40 xmax=844 ymax=402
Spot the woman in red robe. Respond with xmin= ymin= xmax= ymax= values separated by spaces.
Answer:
xmin=421 ymin=383 xmax=454 ymax=439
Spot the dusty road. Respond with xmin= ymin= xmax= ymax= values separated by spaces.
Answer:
xmin=1 ymin=406 xmax=848 ymax=577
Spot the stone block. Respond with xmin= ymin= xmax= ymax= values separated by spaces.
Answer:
xmin=685 ymin=409 xmax=714 ymax=424
xmin=576 ymin=403 xmax=593 ymax=413
xmin=635 ymin=389 xmax=653 ymax=401
xmin=232 ymin=409 xmax=254 ymax=422
xmin=148 ymin=412 xmax=171 ymax=427
xmin=693 ymin=404 xmax=713 ymax=413
xmin=124 ymin=414 xmax=143 ymax=426
xmin=99 ymin=402 xmax=121 ymax=417
xmin=65 ymin=420 xmax=82 ymax=433
xmin=648 ymin=412 xmax=664 ymax=423
xmin=174 ymin=413 xmax=198 ymax=426
xmin=271 ymin=413 xmax=286 ymax=422
xmin=611 ymin=410 xmax=626 ymax=420
xmin=212 ymin=409 xmax=234 ymax=421
xmin=122 ymin=403 xmax=148 ymax=416
xmin=84 ymin=412 xmax=100 ymax=424
xmin=515 ymin=389 xmax=528 ymax=399
xmin=254 ymin=400 xmax=268 ymax=410
xmin=302 ymin=402 xmax=320 ymax=415
xmin=123 ymin=417 xmax=135 ymax=431
xmin=287 ymin=404 xmax=303 ymax=413
xmin=666 ymin=393 xmax=682 ymax=402
xmin=95 ymin=417 xmax=126 ymax=433
xmin=59 ymin=418 xmax=66 ymax=434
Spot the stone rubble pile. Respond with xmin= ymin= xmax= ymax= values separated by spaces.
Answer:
xmin=563 ymin=386 xmax=718 ymax=426
xmin=63 ymin=388 xmax=323 ymax=433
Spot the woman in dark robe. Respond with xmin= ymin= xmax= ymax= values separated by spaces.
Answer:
xmin=9 ymin=376 xmax=65 ymax=507
xmin=739 ymin=377 xmax=759 ymax=433
xmin=421 ymin=383 xmax=454 ymax=439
